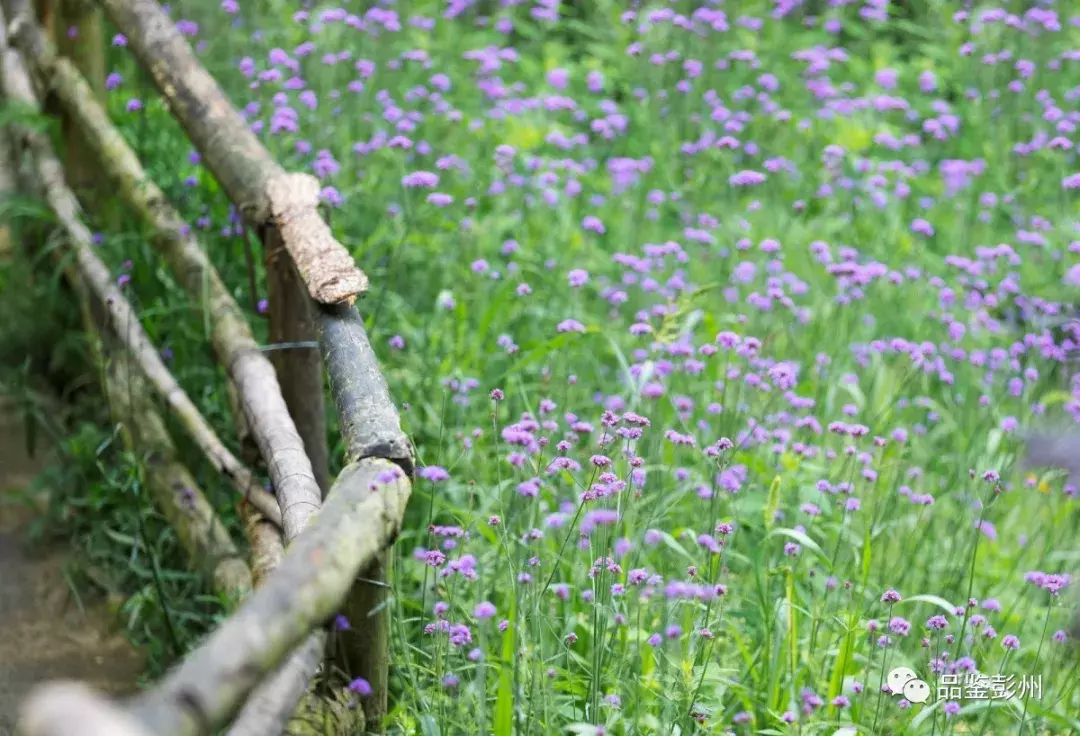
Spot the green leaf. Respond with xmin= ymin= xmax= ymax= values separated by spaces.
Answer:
xmin=1039 ymin=390 xmax=1074 ymax=407
xmin=827 ymin=614 xmax=858 ymax=709
xmin=860 ymin=525 xmax=872 ymax=586
xmin=659 ymin=530 xmax=695 ymax=563
xmin=764 ymin=474 xmax=782 ymax=530
xmin=908 ymin=697 xmax=942 ymax=730
xmin=895 ymin=594 xmax=956 ymax=616
xmin=766 ymin=527 xmax=831 ymax=570
xmin=493 ymin=593 xmax=516 ymax=736
xmin=419 ymin=715 xmax=442 ymax=736
xmin=0 ymin=101 xmax=53 ymax=132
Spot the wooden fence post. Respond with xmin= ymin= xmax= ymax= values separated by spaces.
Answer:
xmin=263 ymin=230 xmax=331 ymax=496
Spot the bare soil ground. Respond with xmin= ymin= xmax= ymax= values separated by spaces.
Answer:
xmin=0 ymin=398 xmax=144 ymax=735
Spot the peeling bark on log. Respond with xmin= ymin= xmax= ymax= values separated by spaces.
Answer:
xmin=264 ymin=231 xmax=330 ymax=496
xmin=263 ymin=173 xmax=367 ymax=303
xmin=17 ymin=683 xmax=153 ymax=736
xmin=96 ymin=0 xmax=367 ymax=305
xmin=127 ymin=458 xmax=411 ymax=736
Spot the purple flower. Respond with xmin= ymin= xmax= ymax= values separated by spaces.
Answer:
xmin=348 ymin=677 xmax=372 ymax=696
xmin=1025 ymin=571 xmax=1071 ymax=595
xmin=402 ymin=171 xmax=439 ymax=188
xmin=974 ymin=520 xmax=997 ymax=540
xmin=1001 ymin=634 xmax=1020 ymax=650
xmin=1063 ymin=264 xmax=1080 ymax=287
xmin=911 ymin=218 xmax=935 ymax=236
xmin=889 ymin=617 xmax=911 ymax=636
xmin=582 ymin=216 xmax=605 ymax=234
xmin=419 ymin=466 xmax=450 ymax=483
xmin=567 ymin=269 xmax=589 ymax=287
xmin=729 ymin=170 xmax=766 ymax=186
xmin=547 ymin=68 xmax=569 ymax=89
xmin=125 ymin=98 xmax=143 ymax=113
xmin=473 ymin=601 xmax=497 ymax=620
xmin=927 ymin=615 xmax=948 ymax=630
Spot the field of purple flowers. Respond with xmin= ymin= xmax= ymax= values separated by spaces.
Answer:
xmin=75 ymin=0 xmax=1080 ymax=733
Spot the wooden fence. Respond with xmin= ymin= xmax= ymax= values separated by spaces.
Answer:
xmin=0 ymin=0 xmax=414 ymax=733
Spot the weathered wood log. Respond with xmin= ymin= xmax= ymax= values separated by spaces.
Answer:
xmin=228 ymin=343 xmax=323 ymax=736
xmin=127 ymin=457 xmax=411 ymax=736
xmin=0 ymin=7 xmax=283 ymax=529
xmin=318 ymin=303 xmax=413 ymax=468
xmin=229 ymin=276 xmax=416 ymax=736
xmin=17 ymin=683 xmax=153 ymax=736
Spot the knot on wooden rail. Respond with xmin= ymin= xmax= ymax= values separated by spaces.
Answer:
xmin=265 ymin=173 xmax=368 ymax=306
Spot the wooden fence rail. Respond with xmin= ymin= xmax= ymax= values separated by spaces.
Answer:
xmin=0 ymin=0 xmax=414 ymax=732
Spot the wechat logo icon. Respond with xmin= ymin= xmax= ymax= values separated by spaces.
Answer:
xmin=887 ymin=667 xmax=931 ymax=704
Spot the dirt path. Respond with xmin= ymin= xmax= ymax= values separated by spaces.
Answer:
xmin=0 ymin=398 xmax=145 ymax=735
